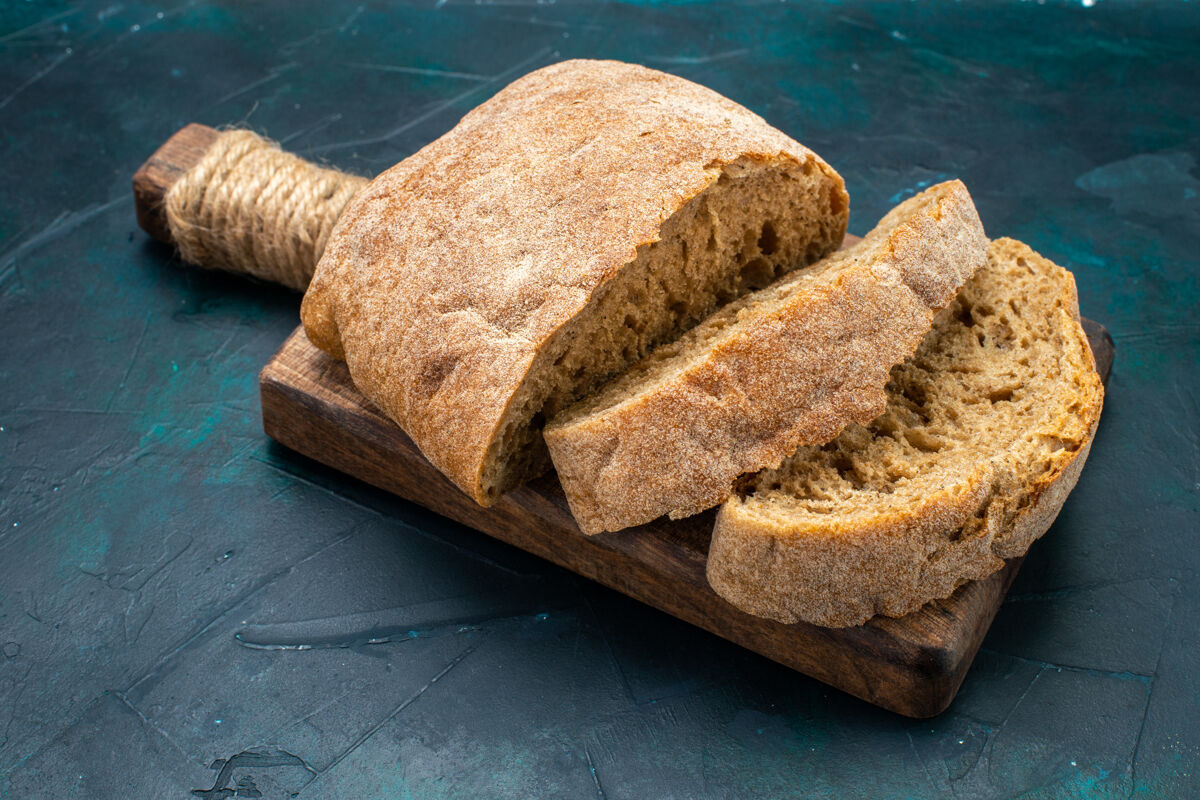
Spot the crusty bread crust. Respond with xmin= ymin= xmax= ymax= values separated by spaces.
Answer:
xmin=545 ymin=181 xmax=987 ymax=534
xmin=706 ymin=238 xmax=1105 ymax=628
xmin=301 ymin=59 xmax=848 ymax=505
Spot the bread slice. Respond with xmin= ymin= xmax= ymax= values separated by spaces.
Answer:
xmin=707 ymin=238 xmax=1105 ymax=628
xmin=544 ymin=181 xmax=987 ymax=534
xmin=301 ymin=60 xmax=848 ymax=506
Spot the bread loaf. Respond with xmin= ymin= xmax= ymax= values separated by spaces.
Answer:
xmin=707 ymin=238 xmax=1105 ymax=628
xmin=545 ymin=181 xmax=987 ymax=534
xmin=301 ymin=59 xmax=849 ymax=505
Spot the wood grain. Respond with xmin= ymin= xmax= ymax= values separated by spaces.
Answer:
xmin=260 ymin=322 xmax=1112 ymax=717
xmin=134 ymin=122 xmax=1116 ymax=717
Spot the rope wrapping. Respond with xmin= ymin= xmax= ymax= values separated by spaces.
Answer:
xmin=163 ymin=129 xmax=368 ymax=290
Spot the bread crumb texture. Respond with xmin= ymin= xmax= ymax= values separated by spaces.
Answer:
xmin=707 ymin=238 xmax=1105 ymax=628
xmin=546 ymin=180 xmax=986 ymax=534
xmin=300 ymin=59 xmax=848 ymax=505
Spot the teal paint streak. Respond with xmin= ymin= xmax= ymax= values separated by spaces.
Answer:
xmin=1076 ymin=152 xmax=1200 ymax=218
xmin=54 ymin=512 xmax=112 ymax=582
xmin=889 ymin=174 xmax=948 ymax=204
xmin=1012 ymin=765 xmax=1124 ymax=800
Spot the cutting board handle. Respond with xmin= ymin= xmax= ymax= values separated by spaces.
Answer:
xmin=132 ymin=123 xmax=368 ymax=290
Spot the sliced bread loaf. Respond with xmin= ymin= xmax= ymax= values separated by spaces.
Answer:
xmin=707 ymin=238 xmax=1105 ymax=628
xmin=544 ymin=181 xmax=987 ymax=534
xmin=301 ymin=60 xmax=848 ymax=506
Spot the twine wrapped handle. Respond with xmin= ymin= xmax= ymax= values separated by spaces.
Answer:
xmin=155 ymin=129 xmax=368 ymax=290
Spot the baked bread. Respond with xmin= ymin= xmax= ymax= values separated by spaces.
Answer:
xmin=707 ymin=238 xmax=1105 ymax=628
xmin=301 ymin=59 xmax=848 ymax=505
xmin=544 ymin=181 xmax=987 ymax=534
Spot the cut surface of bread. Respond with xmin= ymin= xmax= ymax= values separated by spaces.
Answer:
xmin=545 ymin=181 xmax=986 ymax=534
xmin=707 ymin=238 xmax=1105 ymax=628
xmin=301 ymin=59 xmax=848 ymax=505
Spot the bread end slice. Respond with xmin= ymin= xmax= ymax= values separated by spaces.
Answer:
xmin=707 ymin=238 xmax=1105 ymax=628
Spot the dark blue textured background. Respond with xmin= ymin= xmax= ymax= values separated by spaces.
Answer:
xmin=1 ymin=2 xmax=1197 ymax=797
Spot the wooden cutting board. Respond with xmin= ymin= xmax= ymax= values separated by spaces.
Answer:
xmin=259 ymin=323 xmax=1111 ymax=718
xmin=134 ymin=124 xmax=1114 ymax=717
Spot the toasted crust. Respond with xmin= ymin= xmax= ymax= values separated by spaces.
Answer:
xmin=545 ymin=181 xmax=987 ymax=534
xmin=706 ymin=238 xmax=1106 ymax=628
xmin=301 ymin=59 xmax=848 ymax=505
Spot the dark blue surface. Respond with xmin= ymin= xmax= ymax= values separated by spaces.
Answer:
xmin=2 ymin=2 xmax=1198 ymax=797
